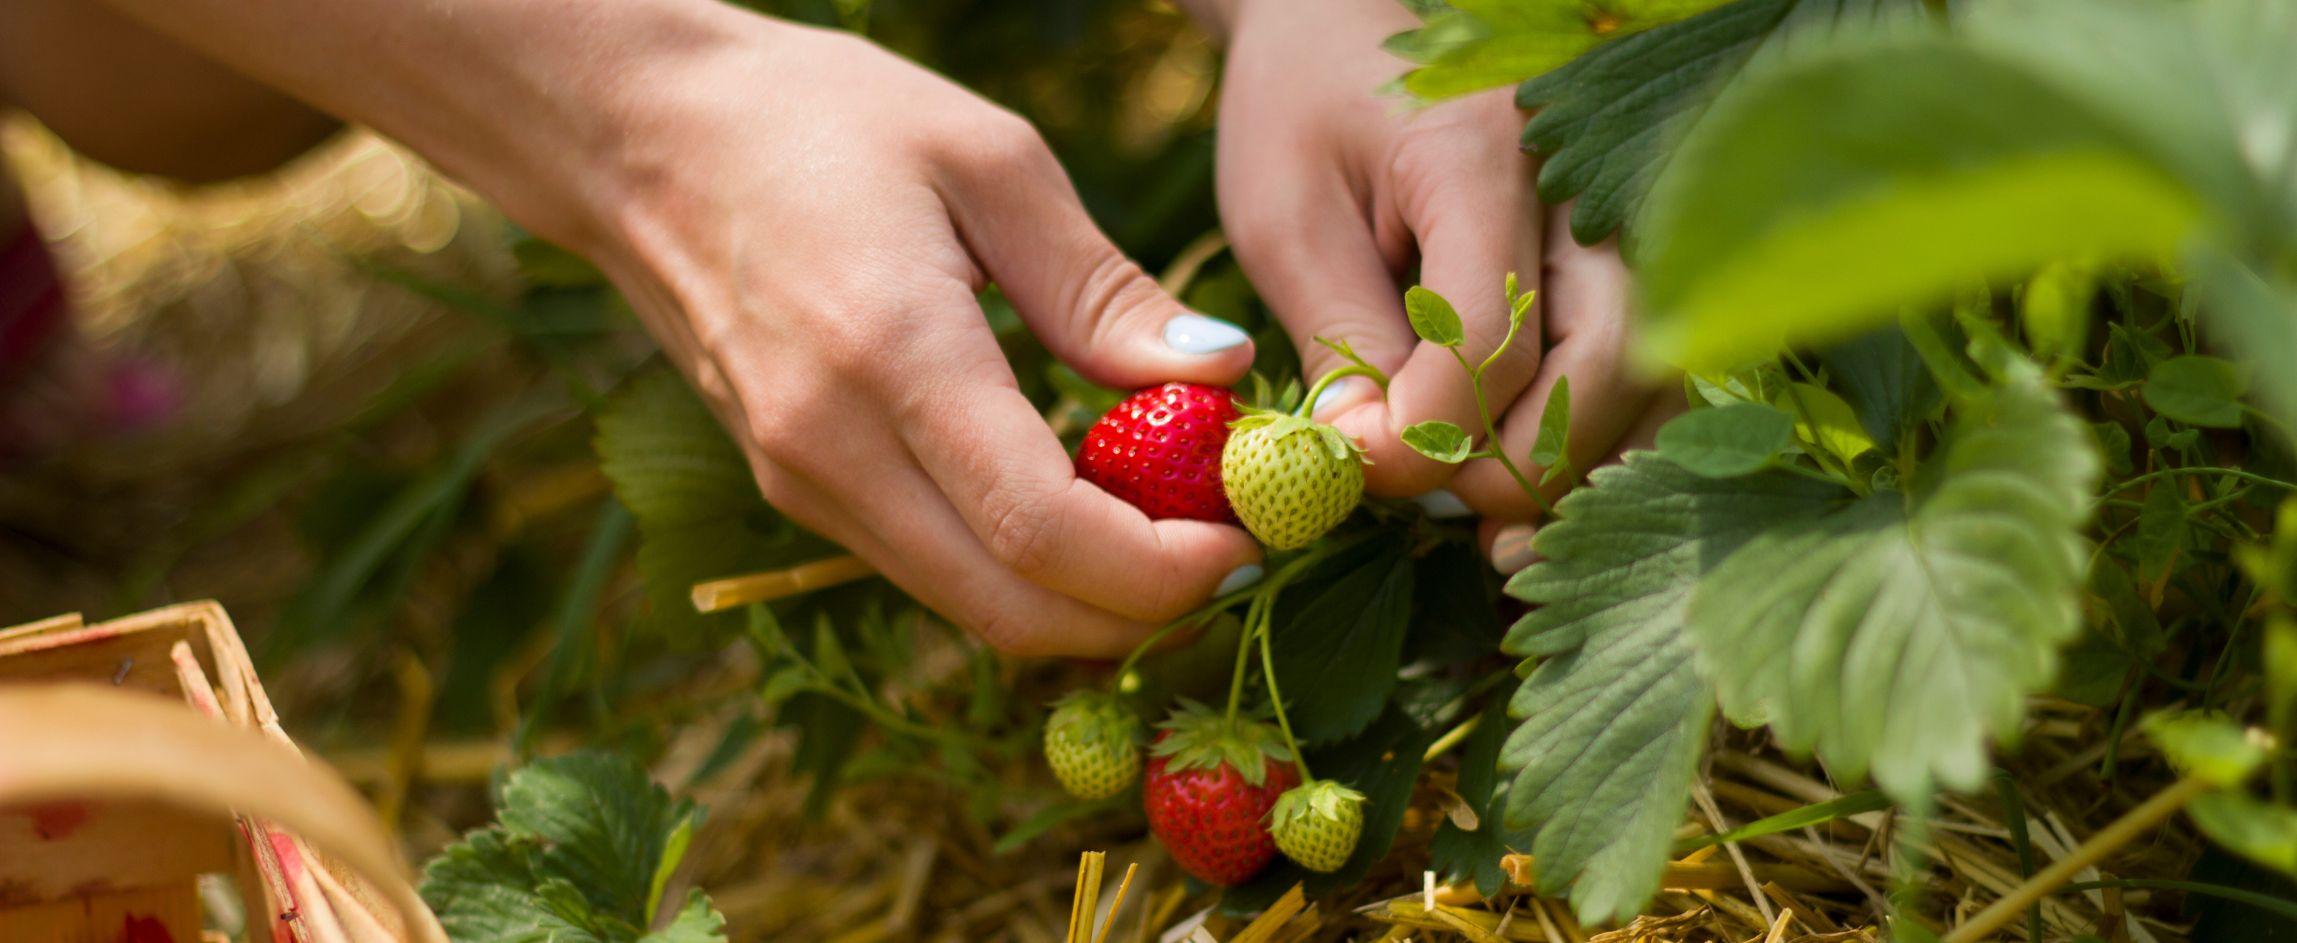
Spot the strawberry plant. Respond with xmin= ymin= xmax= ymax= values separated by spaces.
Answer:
xmin=375 ymin=0 xmax=2297 ymax=937
xmin=422 ymin=752 xmax=728 ymax=943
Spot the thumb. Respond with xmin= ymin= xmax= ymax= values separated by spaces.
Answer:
xmin=938 ymin=131 xmax=1255 ymax=390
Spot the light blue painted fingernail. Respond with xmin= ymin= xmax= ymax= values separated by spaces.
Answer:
xmin=1163 ymin=313 xmax=1251 ymax=354
xmin=1312 ymin=377 xmax=1360 ymax=418
xmin=1414 ymin=489 xmax=1473 ymax=519
xmin=1215 ymin=564 xmax=1264 ymax=596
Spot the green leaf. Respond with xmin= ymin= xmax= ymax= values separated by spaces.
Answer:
xmin=2271 ymin=618 xmax=2297 ymax=774
xmin=424 ymin=830 xmax=609 ymax=943
xmin=2092 ymin=421 xmax=2135 ymax=478
xmin=1816 ymin=326 xmax=1939 ymax=458
xmin=1516 ymin=0 xmax=1912 ymax=245
xmin=495 ymin=753 xmax=697 ymax=923
xmin=596 ymin=367 xmax=833 ymax=640
xmin=2145 ymin=711 xmax=2268 ymax=788
xmin=2020 ymin=260 xmax=2095 ymax=362
xmin=272 ymin=399 xmax=553 ymax=664
xmin=2132 ymin=480 xmax=2189 ymax=582
xmin=1406 ymin=542 xmax=1508 ymax=666
xmin=514 ymin=236 xmax=609 ymax=288
xmin=1269 ymin=537 xmax=1416 ymax=743
xmin=1636 ymin=34 xmax=2205 ymax=370
xmin=646 ymin=814 xmax=694 ymax=925
xmin=1675 ymin=790 xmax=1890 ymax=853
xmin=1501 ymin=453 xmax=1848 ymax=922
xmin=1429 ymin=684 xmax=1527 ymax=897
xmin=1391 ymin=0 xmax=1729 ymax=102
xmin=1531 ymin=375 xmax=1572 ymax=470
xmin=636 ymin=892 xmax=729 ymax=943
xmin=1771 ymin=382 xmax=1876 ymax=465
xmin=1653 ymin=402 xmax=1795 ymax=477
xmin=1403 ymin=420 xmax=1476 ymax=464
xmin=2193 ymin=252 xmax=2297 ymax=432
xmin=811 ymin=615 xmax=855 ymax=684
xmin=422 ymin=752 xmax=712 ymax=943
xmin=2190 ymin=793 xmax=2297 ymax=879
xmin=2144 ymin=355 xmax=2249 ymax=429
xmin=1404 ymin=286 xmax=1466 ymax=348
xmin=1686 ymin=359 xmax=2100 ymax=798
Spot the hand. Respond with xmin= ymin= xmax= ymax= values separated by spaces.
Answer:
xmin=1205 ymin=0 xmax=1663 ymax=532
xmin=582 ymin=18 xmax=1265 ymax=657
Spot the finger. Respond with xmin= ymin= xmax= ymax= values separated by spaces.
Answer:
xmin=936 ymin=119 xmax=1255 ymax=390
xmin=764 ymin=457 xmax=1175 ymax=659
xmin=1449 ymin=232 xmax=1646 ymax=520
xmin=1348 ymin=114 xmax=1544 ymax=498
xmin=888 ymin=301 xmax=1265 ymax=622
xmin=1218 ymin=155 xmax=1414 ymax=421
xmin=1480 ymin=390 xmax=1686 ymax=573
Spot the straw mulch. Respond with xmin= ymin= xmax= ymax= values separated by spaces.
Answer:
xmin=628 ymin=617 xmax=2196 ymax=943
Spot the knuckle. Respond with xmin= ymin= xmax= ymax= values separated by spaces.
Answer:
xmin=950 ymin=109 xmax=1054 ymax=176
xmin=965 ymin=604 xmax=1019 ymax=652
xmin=1070 ymin=248 xmax=1160 ymax=337
xmin=983 ymin=483 xmax=1061 ymax=578
xmin=744 ymin=410 xmax=797 ymax=459
xmin=965 ymin=602 xmax=1046 ymax=657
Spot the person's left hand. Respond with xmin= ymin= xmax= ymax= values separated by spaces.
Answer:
xmin=1202 ymin=0 xmax=1669 ymax=559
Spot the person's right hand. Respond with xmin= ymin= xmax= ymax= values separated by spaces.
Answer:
xmin=576 ymin=17 xmax=1265 ymax=658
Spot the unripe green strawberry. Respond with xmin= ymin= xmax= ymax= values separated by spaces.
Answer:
xmin=1043 ymin=691 xmax=1143 ymax=800
xmin=1267 ymin=780 xmax=1366 ymax=873
xmin=1222 ymin=411 xmax=1365 ymax=550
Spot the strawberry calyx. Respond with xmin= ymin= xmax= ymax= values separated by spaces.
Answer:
xmin=1268 ymin=779 xmax=1364 ymax=827
xmin=1229 ymin=408 xmax=1368 ymax=467
xmin=1047 ymin=690 xmax=1144 ymax=750
xmin=1150 ymin=699 xmax=1294 ymax=788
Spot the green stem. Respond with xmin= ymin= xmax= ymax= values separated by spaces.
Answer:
xmin=807 ymin=678 xmax=992 ymax=754
xmin=1940 ymin=777 xmax=2212 ymax=943
xmin=1771 ymin=459 xmax=1847 ymax=487
xmin=1475 ymin=305 xmax=1526 ymax=378
xmin=1297 ymin=365 xmax=1389 ymax=418
xmin=1112 ymin=617 xmax=1194 ymax=689
xmin=2063 ymin=879 xmax=2297 ymax=923
xmin=2095 ymin=465 xmax=2297 ymax=504
xmin=1223 ymin=592 xmax=1265 ymax=724
xmin=1447 ymin=347 xmax=1553 ymax=515
xmin=1258 ymin=603 xmax=1311 ymax=782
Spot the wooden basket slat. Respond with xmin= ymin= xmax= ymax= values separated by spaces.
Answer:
xmin=0 ymin=601 xmax=436 ymax=943
xmin=0 ymin=881 xmax=202 ymax=943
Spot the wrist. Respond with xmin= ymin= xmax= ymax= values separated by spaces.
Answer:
xmin=444 ymin=1 xmax=772 ymax=260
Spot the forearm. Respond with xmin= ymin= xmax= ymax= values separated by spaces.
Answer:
xmin=86 ymin=0 xmax=757 ymax=253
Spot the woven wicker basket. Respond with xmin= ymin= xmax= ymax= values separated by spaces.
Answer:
xmin=0 ymin=601 xmax=445 ymax=943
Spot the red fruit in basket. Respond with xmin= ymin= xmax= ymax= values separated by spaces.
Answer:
xmin=119 ymin=914 xmax=175 ymax=943
xmin=1077 ymin=383 xmax=1239 ymax=522
xmin=1143 ymin=701 xmax=1299 ymax=886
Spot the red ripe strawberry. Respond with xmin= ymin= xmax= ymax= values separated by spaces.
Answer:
xmin=1077 ymin=383 xmax=1239 ymax=523
xmin=1142 ymin=701 xmax=1299 ymax=886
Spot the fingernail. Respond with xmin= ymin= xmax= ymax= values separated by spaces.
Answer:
xmin=1162 ymin=313 xmax=1251 ymax=354
xmin=1215 ymin=564 xmax=1264 ymax=596
xmin=1413 ymin=489 xmax=1473 ymax=520
xmin=1312 ymin=377 xmax=1361 ymax=419
xmin=1490 ymin=524 xmax=1539 ymax=574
